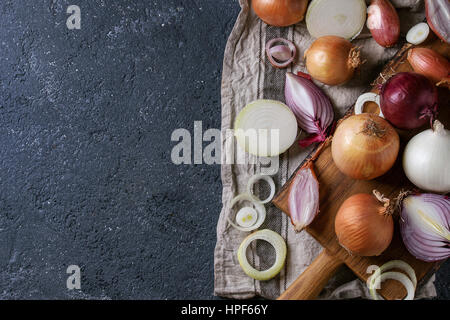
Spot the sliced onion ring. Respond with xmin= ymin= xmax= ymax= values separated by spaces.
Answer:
xmin=354 ymin=92 xmax=384 ymax=118
xmin=369 ymin=271 xmax=415 ymax=300
xmin=237 ymin=229 xmax=287 ymax=281
xmin=368 ymin=260 xmax=417 ymax=300
xmin=406 ymin=22 xmax=430 ymax=45
xmin=226 ymin=193 xmax=266 ymax=232
xmin=265 ymin=38 xmax=296 ymax=69
xmin=247 ymin=174 xmax=276 ymax=204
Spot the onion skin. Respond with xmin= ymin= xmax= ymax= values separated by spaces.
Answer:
xmin=331 ymin=114 xmax=400 ymax=180
xmin=305 ymin=36 xmax=361 ymax=85
xmin=380 ymin=72 xmax=438 ymax=130
xmin=425 ymin=0 xmax=450 ymax=44
xmin=367 ymin=0 xmax=400 ymax=48
xmin=407 ymin=48 xmax=450 ymax=84
xmin=252 ymin=0 xmax=308 ymax=27
xmin=335 ymin=193 xmax=394 ymax=256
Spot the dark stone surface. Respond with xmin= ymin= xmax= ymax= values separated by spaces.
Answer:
xmin=0 ymin=0 xmax=448 ymax=299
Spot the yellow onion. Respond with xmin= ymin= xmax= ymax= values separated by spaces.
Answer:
xmin=331 ymin=114 xmax=399 ymax=180
xmin=252 ymin=0 xmax=308 ymax=27
xmin=305 ymin=36 xmax=362 ymax=85
xmin=335 ymin=191 xmax=394 ymax=256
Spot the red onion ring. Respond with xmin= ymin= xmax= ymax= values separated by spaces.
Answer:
xmin=265 ymin=38 xmax=296 ymax=69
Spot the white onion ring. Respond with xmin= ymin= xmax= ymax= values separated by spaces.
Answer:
xmin=368 ymin=260 xmax=417 ymax=300
xmin=236 ymin=207 xmax=258 ymax=228
xmin=354 ymin=92 xmax=384 ymax=118
xmin=247 ymin=174 xmax=276 ymax=204
xmin=226 ymin=193 xmax=266 ymax=232
xmin=369 ymin=271 xmax=415 ymax=300
xmin=237 ymin=229 xmax=287 ymax=281
xmin=265 ymin=38 xmax=296 ymax=69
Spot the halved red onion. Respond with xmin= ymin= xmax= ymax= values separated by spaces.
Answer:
xmin=399 ymin=193 xmax=450 ymax=262
xmin=287 ymin=161 xmax=320 ymax=232
xmin=285 ymin=72 xmax=334 ymax=147
xmin=425 ymin=0 xmax=450 ymax=44
xmin=266 ymin=38 xmax=296 ymax=69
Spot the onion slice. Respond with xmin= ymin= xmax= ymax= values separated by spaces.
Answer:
xmin=226 ymin=193 xmax=266 ymax=232
xmin=236 ymin=207 xmax=258 ymax=228
xmin=306 ymin=0 xmax=367 ymax=40
xmin=354 ymin=92 xmax=383 ymax=118
xmin=265 ymin=38 xmax=296 ymax=69
xmin=237 ymin=229 xmax=287 ymax=281
xmin=406 ymin=22 xmax=430 ymax=45
xmin=369 ymin=271 xmax=415 ymax=300
xmin=234 ymin=100 xmax=298 ymax=157
xmin=247 ymin=174 xmax=276 ymax=204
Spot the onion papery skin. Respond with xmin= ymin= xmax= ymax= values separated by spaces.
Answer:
xmin=335 ymin=193 xmax=394 ymax=256
xmin=305 ymin=36 xmax=361 ymax=86
xmin=403 ymin=121 xmax=450 ymax=193
xmin=331 ymin=114 xmax=400 ymax=180
xmin=284 ymin=72 xmax=334 ymax=144
xmin=400 ymin=193 xmax=450 ymax=262
xmin=425 ymin=0 xmax=450 ymax=44
xmin=380 ymin=72 xmax=438 ymax=130
xmin=367 ymin=0 xmax=400 ymax=48
xmin=252 ymin=0 xmax=308 ymax=27
xmin=407 ymin=48 xmax=450 ymax=84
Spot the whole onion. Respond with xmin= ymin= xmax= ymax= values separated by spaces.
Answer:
xmin=335 ymin=191 xmax=394 ymax=256
xmin=305 ymin=36 xmax=362 ymax=86
xmin=367 ymin=0 xmax=400 ymax=48
xmin=380 ymin=72 xmax=438 ymax=130
xmin=252 ymin=0 xmax=308 ymax=27
xmin=331 ymin=113 xmax=400 ymax=180
xmin=407 ymin=48 xmax=450 ymax=84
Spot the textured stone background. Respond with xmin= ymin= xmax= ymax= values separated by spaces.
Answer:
xmin=0 ymin=0 xmax=448 ymax=299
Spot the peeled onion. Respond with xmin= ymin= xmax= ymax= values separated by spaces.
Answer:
xmin=335 ymin=191 xmax=394 ymax=256
xmin=252 ymin=0 xmax=308 ymax=27
xmin=331 ymin=114 xmax=399 ymax=180
xmin=305 ymin=36 xmax=362 ymax=86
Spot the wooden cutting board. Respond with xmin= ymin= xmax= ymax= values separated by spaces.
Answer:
xmin=274 ymin=38 xmax=450 ymax=300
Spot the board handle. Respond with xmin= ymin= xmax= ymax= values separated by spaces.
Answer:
xmin=277 ymin=249 xmax=344 ymax=300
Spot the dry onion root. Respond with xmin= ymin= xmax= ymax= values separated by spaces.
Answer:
xmin=266 ymin=38 xmax=297 ymax=69
xmin=237 ymin=229 xmax=287 ymax=281
xmin=367 ymin=260 xmax=417 ymax=300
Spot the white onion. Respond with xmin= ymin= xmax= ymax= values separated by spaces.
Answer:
xmin=403 ymin=120 xmax=450 ymax=193
xmin=234 ymin=99 xmax=298 ymax=157
xmin=306 ymin=0 xmax=367 ymax=40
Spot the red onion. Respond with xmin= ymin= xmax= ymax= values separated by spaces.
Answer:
xmin=288 ymin=161 xmax=319 ymax=232
xmin=266 ymin=38 xmax=296 ymax=69
xmin=399 ymin=192 xmax=450 ymax=262
xmin=425 ymin=0 xmax=450 ymax=44
xmin=367 ymin=0 xmax=400 ymax=48
xmin=380 ymin=72 xmax=438 ymax=130
xmin=285 ymin=72 xmax=334 ymax=147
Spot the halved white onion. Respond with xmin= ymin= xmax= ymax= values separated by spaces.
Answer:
xmin=306 ymin=0 xmax=367 ymax=40
xmin=234 ymin=100 xmax=297 ymax=157
xmin=236 ymin=207 xmax=258 ymax=228
xmin=226 ymin=193 xmax=266 ymax=232
xmin=247 ymin=174 xmax=276 ymax=204
xmin=406 ymin=22 xmax=430 ymax=45
xmin=237 ymin=229 xmax=287 ymax=281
